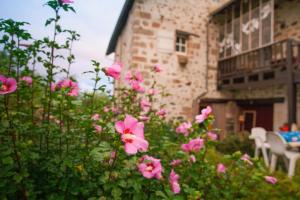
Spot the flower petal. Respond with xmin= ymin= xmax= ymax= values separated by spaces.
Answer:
xmin=115 ymin=121 xmax=125 ymax=134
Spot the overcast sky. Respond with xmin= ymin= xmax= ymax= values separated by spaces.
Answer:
xmin=0 ymin=0 xmax=124 ymax=92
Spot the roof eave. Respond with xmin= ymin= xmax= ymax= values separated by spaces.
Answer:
xmin=106 ymin=0 xmax=134 ymax=55
xmin=210 ymin=0 xmax=236 ymax=17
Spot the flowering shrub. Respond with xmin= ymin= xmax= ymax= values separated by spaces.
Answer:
xmin=1 ymin=1 xmax=300 ymax=200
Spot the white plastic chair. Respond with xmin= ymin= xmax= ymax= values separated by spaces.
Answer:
xmin=267 ymin=132 xmax=300 ymax=177
xmin=249 ymin=127 xmax=270 ymax=167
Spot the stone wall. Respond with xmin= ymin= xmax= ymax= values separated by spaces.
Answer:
xmin=114 ymin=0 xmax=230 ymax=121
xmin=274 ymin=0 xmax=300 ymax=41
xmin=113 ymin=0 xmax=300 ymax=131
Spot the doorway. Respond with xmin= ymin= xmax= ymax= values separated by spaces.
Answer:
xmin=239 ymin=104 xmax=274 ymax=132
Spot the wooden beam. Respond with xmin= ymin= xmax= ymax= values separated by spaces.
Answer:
xmin=286 ymin=40 xmax=297 ymax=126
xmin=201 ymin=97 xmax=285 ymax=104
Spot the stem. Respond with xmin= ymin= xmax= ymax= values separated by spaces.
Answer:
xmin=46 ymin=9 xmax=59 ymax=155
xmin=108 ymin=149 xmax=119 ymax=181
xmin=4 ymin=97 xmax=28 ymax=200
xmin=31 ymin=56 xmax=36 ymax=124
xmin=59 ymin=95 xmax=64 ymax=157
xmin=85 ymin=70 xmax=100 ymax=148
xmin=8 ymin=35 xmax=15 ymax=75
xmin=16 ymin=38 xmax=21 ymax=140
xmin=66 ymin=40 xmax=73 ymax=78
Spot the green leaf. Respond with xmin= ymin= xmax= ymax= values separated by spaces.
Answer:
xmin=45 ymin=18 xmax=55 ymax=26
xmin=2 ymin=157 xmax=13 ymax=165
xmin=112 ymin=187 xmax=122 ymax=200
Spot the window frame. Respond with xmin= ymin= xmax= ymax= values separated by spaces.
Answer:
xmin=175 ymin=33 xmax=188 ymax=55
xmin=219 ymin=0 xmax=274 ymax=59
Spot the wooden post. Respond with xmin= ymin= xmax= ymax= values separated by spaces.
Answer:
xmin=286 ymin=39 xmax=297 ymax=127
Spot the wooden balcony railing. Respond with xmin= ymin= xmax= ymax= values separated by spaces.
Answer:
xmin=218 ymin=39 xmax=300 ymax=89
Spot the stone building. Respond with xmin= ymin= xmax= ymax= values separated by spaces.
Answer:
xmin=106 ymin=0 xmax=300 ymax=135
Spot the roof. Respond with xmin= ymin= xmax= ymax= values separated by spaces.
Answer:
xmin=106 ymin=0 xmax=235 ymax=55
xmin=210 ymin=0 xmax=235 ymax=16
xmin=106 ymin=0 xmax=134 ymax=55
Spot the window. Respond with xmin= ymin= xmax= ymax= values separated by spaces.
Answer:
xmin=176 ymin=33 xmax=188 ymax=54
xmin=219 ymin=0 xmax=274 ymax=58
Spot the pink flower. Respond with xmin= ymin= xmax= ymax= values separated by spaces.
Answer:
xmin=0 ymin=75 xmax=17 ymax=95
xmin=109 ymin=151 xmax=117 ymax=165
xmin=105 ymin=63 xmax=122 ymax=80
xmin=111 ymin=106 xmax=119 ymax=114
xmin=125 ymin=70 xmax=143 ymax=83
xmin=195 ymin=106 xmax=212 ymax=123
xmin=139 ymin=115 xmax=150 ymax=122
xmin=241 ymin=154 xmax=253 ymax=165
xmin=181 ymin=138 xmax=204 ymax=153
xmin=51 ymin=83 xmax=57 ymax=91
xmin=125 ymin=70 xmax=145 ymax=93
xmin=115 ymin=115 xmax=149 ymax=155
xmin=217 ymin=163 xmax=226 ymax=173
xmin=62 ymin=0 xmax=74 ymax=3
xmin=176 ymin=122 xmax=192 ymax=136
xmin=56 ymin=79 xmax=79 ymax=97
xmin=103 ymin=106 xmax=110 ymax=113
xmin=169 ymin=170 xmax=180 ymax=194
xmin=153 ymin=64 xmax=162 ymax=73
xmin=140 ymin=99 xmax=151 ymax=112
xmin=156 ymin=109 xmax=166 ymax=118
xmin=94 ymin=124 xmax=102 ymax=133
xmin=189 ymin=155 xmax=196 ymax=163
xmin=138 ymin=155 xmax=163 ymax=179
xmin=91 ymin=114 xmax=100 ymax=121
xmin=148 ymin=89 xmax=158 ymax=95
xmin=265 ymin=176 xmax=277 ymax=185
xmin=207 ymin=131 xmax=218 ymax=141
xmin=130 ymin=80 xmax=145 ymax=93
xmin=20 ymin=76 xmax=32 ymax=86
xmin=170 ymin=159 xmax=182 ymax=167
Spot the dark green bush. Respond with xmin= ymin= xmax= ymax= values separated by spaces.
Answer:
xmin=216 ymin=132 xmax=254 ymax=155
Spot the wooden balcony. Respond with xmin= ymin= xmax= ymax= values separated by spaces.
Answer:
xmin=218 ymin=39 xmax=300 ymax=90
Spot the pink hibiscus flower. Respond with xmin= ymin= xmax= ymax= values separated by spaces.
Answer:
xmin=125 ymin=70 xmax=145 ymax=93
xmin=195 ymin=106 xmax=212 ymax=123
xmin=103 ymin=106 xmax=110 ymax=113
xmin=207 ymin=131 xmax=218 ymax=141
xmin=125 ymin=70 xmax=143 ymax=83
xmin=131 ymin=81 xmax=145 ymax=93
xmin=189 ymin=155 xmax=196 ymax=163
xmin=156 ymin=109 xmax=166 ymax=118
xmin=20 ymin=76 xmax=33 ymax=86
xmin=170 ymin=159 xmax=182 ymax=167
xmin=51 ymin=83 xmax=57 ymax=91
xmin=115 ymin=115 xmax=149 ymax=155
xmin=56 ymin=79 xmax=79 ymax=97
xmin=140 ymin=99 xmax=151 ymax=112
xmin=91 ymin=114 xmax=100 ymax=121
xmin=93 ymin=124 xmax=102 ymax=133
xmin=153 ymin=64 xmax=162 ymax=73
xmin=105 ymin=63 xmax=122 ymax=80
xmin=217 ymin=163 xmax=226 ymax=173
xmin=181 ymin=138 xmax=204 ymax=153
xmin=241 ymin=154 xmax=253 ymax=165
xmin=62 ymin=0 xmax=74 ymax=3
xmin=176 ymin=122 xmax=192 ymax=136
xmin=111 ymin=106 xmax=119 ymax=114
xmin=139 ymin=115 xmax=150 ymax=122
xmin=148 ymin=89 xmax=158 ymax=95
xmin=169 ymin=170 xmax=180 ymax=194
xmin=138 ymin=155 xmax=163 ymax=179
xmin=109 ymin=151 xmax=117 ymax=165
xmin=264 ymin=176 xmax=277 ymax=185
xmin=0 ymin=75 xmax=17 ymax=95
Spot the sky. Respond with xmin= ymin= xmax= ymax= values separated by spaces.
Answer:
xmin=0 ymin=0 xmax=124 ymax=92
